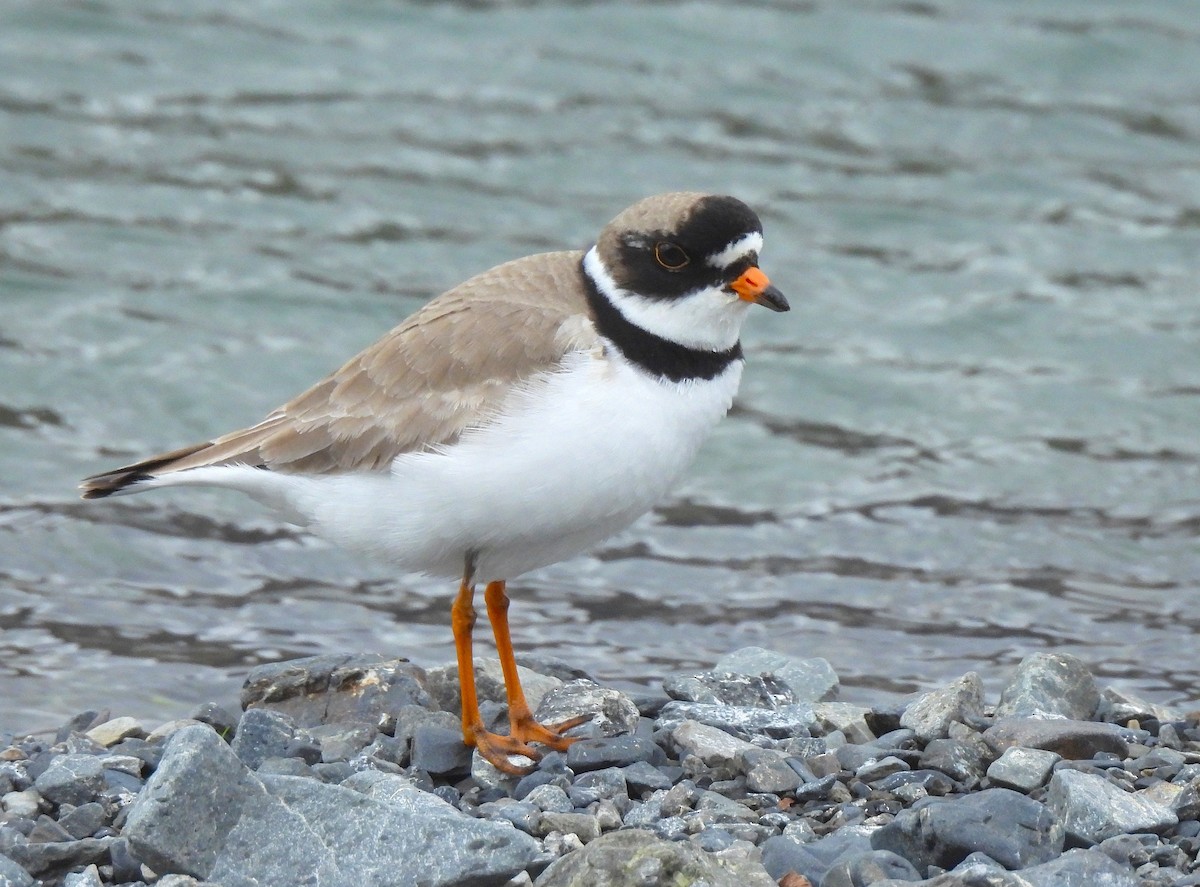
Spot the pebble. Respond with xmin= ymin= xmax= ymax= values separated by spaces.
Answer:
xmin=0 ymin=648 xmax=1196 ymax=886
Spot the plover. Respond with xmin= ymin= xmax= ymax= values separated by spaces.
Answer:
xmin=81 ymin=192 xmax=789 ymax=772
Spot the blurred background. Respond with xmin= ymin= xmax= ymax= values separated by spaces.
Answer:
xmin=2 ymin=0 xmax=1198 ymax=731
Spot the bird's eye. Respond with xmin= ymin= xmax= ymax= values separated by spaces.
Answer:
xmin=654 ymin=242 xmax=690 ymax=271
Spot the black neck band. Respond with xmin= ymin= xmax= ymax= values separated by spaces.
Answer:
xmin=582 ymin=260 xmax=744 ymax=383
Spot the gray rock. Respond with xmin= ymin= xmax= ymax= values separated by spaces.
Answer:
xmin=918 ymin=735 xmax=992 ymax=783
xmin=4 ymin=838 xmax=114 ymax=878
xmin=241 ymin=654 xmax=434 ymax=730
xmin=995 ymin=653 xmax=1099 ymax=720
xmin=409 ymin=725 xmax=473 ymax=776
xmin=621 ymin=761 xmax=674 ymax=794
xmin=900 ymin=673 xmax=984 ymax=742
xmin=61 ymin=864 xmax=102 ymax=887
xmin=535 ymin=812 xmax=602 ymax=843
xmin=673 ymin=721 xmax=758 ymax=770
xmin=569 ymin=769 xmax=627 ymax=807
xmin=986 ymin=746 xmax=1061 ymax=793
xmin=761 ymin=826 xmax=875 ymax=883
xmin=57 ymin=802 xmax=107 ymax=839
xmin=1 ymin=790 xmax=39 ymax=819
xmin=535 ymin=681 xmax=639 ymax=739
xmin=33 ymin=755 xmax=106 ymax=808
xmin=1018 ymin=847 xmax=1139 ymax=887
xmin=84 ymin=717 xmax=147 ymax=747
xmin=856 ymin=755 xmax=911 ymax=783
xmin=657 ymin=701 xmax=817 ymax=740
xmin=1096 ymin=686 xmax=1181 ymax=726
xmin=812 ymin=703 xmax=876 ymax=744
xmin=663 ymin=671 xmax=794 ymax=708
xmin=229 ymin=707 xmax=297 ymax=770
xmin=740 ymin=748 xmax=802 ymax=794
xmin=1046 ymin=769 xmax=1178 ymax=845
xmin=822 ymin=850 xmax=921 ymax=887
xmin=871 ymin=788 xmax=1063 ymax=871
xmin=127 ymin=726 xmax=540 ymax=887
xmin=0 ymin=853 xmax=34 ymax=887
xmin=983 ymin=717 xmax=1132 ymax=760
xmin=524 ymin=784 xmax=573 ymax=814
xmin=533 ymin=827 xmax=776 ymax=886
xmin=565 ymin=737 xmax=659 ymax=772
xmin=716 ymin=646 xmax=840 ymax=702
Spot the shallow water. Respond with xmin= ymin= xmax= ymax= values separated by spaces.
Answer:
xmin=2 ymin=0 xmax=1198 ymax=731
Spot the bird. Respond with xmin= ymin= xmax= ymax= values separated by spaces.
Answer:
xmin=80 ymin=192 xmax=789 ymax=773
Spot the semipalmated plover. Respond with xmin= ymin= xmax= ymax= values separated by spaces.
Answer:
xmin=81 ymin=192 xmax=788 ymax=773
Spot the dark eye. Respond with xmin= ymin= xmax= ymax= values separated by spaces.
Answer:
xmin=654 ymin=242 xmax=690 ymax=271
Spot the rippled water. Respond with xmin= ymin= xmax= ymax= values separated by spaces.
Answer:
xmin=2 ymin=0 xmax=1199 ymax=731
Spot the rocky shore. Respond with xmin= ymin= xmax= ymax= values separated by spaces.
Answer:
xmin=2 ymin=648 xmax=1198 ymax=887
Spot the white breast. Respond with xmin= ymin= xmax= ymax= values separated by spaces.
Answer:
xmin=284 ymin=349 xmax=744 ymax=580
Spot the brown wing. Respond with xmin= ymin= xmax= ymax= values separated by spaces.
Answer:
xmin=81 ymin=250 xmax=599 ymax=497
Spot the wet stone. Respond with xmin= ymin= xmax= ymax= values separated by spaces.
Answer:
xmin=0 ymin=852 xmax=35 ymax=887
xmin=918 ymin=735 xmax=992 ymax=784
xmin=621 ymin=760 xmax=674 ymax=794
xmin=984 ymin=717 xmax=1134 ymax=760
xmin=84 ymin=717 xmax=147 ymax=748
xmin=535 ymin=812 xmax=602 ymax=843
xmin=568 ymin=768 xmax=627 ymax=807
xmin=821 ymin=849 xmax=921 ymax=887
xmin=56 ymin=801 xmax=107 ymax=839
xmin=658 ymin=701 xmax=817 ymax=741
xmin=673 ymin=721 xmax=758 ymax=771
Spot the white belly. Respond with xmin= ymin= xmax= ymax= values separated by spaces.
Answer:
xmin=284 ymin=350 xmax=743 ymax=579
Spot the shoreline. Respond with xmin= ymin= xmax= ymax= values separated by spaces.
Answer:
xmin=2 ymin=648 xmax=1197 ymax=887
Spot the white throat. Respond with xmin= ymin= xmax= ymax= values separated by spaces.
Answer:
xmin=583 ymin=247 xmax=749 ymax=353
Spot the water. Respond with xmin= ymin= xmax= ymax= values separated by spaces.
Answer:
xmin=2 ymin=0 xmax=1198 ymax=732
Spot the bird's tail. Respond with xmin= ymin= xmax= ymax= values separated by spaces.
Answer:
xmin=79 ymin=441 xmax=215 ymax=499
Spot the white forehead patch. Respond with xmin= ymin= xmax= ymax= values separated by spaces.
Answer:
xmin=706 ymin=231 xmax=764 ymax=269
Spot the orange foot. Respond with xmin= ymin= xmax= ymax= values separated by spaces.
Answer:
xmin=469 ymin=713 xmax=594 ymax=774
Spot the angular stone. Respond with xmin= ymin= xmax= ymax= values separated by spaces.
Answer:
xmin=33 ymin=755 xmax=106 ymax=808
xmin=229 ymin=708 xmax=297 ymax=770
xmin=739 ymin=748 xmax=802 ymax=794
xmin=621 ymin=761 xmax=673 ymax=794
xmin=5 ymin=838 xmax=115 ymax=878
xmin=0 ymin=852 xmax=35 ymax=887
xmin=821 ymin=849 xmax=920 ymax=887
xmin=62 ymin=864 xmax=103 ymax=887
xmin=241 ymin=654 xmax=434 ymax=729
xmin=409 ymin=725 xmax=473 ymax=776
xmin=657 ymin=701 xmax=817 ymax=740
xmin=673 ymin=721 xmax=758 ymax=770
xmin=986 ymin=746 xmax=1061 ymax=793
xmin=901 ymin=673 xmax=984 ymax=742
xmin=716 ymin=646 xmax=839 ymax=702
xmin=663 ymin=672 xmax=794 ymax=708
xmin=566 ymin=737 xmax=659 ymax=773
xmin=760 ymin=826 xmax=875 ymax=884
xmin=535 ymin=682 xmax=639 ymax=739
xmin=983 ymin=717 xmax=1132 ymax=760
xmin=1046 ymin=769 xmax=1178 ymax=845
xmin=918 ymin=735 xmax=992 ymax=783
xmin=84 ymin=717 xmax=147 ymax=747
xmin=871 ymin=788 xmax=1063 ymax=870
xmin=1096 ymin=686 xmax=1181 ymax=726
xmin=533 ymin=827 xmax=776 ymax=886
xmin=2 ymin=790 xmax=40 ymax=819
xmin=125 ymin=725 xmax=539 ymax=886
xmin=535 ymin=812 xmax=602 ymax=843
xmin=811 ymin=703 xmax=875 ymax=744
xmin=1017 ymin=847 xmax=1139 ymax=887
xmin=995 ymin=653 xmax=1099 ymax=720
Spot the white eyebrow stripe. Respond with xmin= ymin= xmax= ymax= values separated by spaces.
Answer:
xmin=706 ymin=231 xmax=764 ymax=268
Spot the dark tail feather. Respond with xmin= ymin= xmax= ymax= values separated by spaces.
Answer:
xmin=79 ymin=441 xmax=214 ymax=499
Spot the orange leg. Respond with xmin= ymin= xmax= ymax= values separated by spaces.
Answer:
xmin=484 ymin=580 xmax=590 ymax=750
xmin=451 ymin=567 xmax=542 ymax=774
